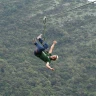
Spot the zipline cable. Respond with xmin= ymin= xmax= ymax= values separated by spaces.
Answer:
xmin=48 ymin=1 xmax=96 ymax=17
xmin=40 ymin=1 xmax=96 ymax=40
xmin=65 ymin=1 xmax=96 ymax=12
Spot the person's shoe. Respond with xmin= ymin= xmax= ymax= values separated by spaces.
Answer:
xmin=37 ymin=34 xmax=42 ymax=40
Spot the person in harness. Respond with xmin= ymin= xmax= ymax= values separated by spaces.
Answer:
xmin=33 ymin=34 xmax=58 ymax=71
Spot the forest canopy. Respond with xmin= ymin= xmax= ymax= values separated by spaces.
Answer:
xmin=0 ymin=0 xmax=96 ymax=96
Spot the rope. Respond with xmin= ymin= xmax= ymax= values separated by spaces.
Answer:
xmin=43 ymin=16 xmax=47 ymax=40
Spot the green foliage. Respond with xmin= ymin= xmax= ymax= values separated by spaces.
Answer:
xmin=0 ymin=0 xmax=96 ymax=96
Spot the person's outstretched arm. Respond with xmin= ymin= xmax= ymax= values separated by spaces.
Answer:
xmin=46 ymin=62 xmax=54 ymax=71
xmin=49 ymin=41 xmax=57 ymax=54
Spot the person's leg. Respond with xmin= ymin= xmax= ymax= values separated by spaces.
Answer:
xmin=32 ymin=38 xmax=44 ymax=55
xmin=34 ymin=42 xmax=45 ymax=53
xmin=38 ymin=38 xmax=43 ymax=44
xmin=37 ymin=34 xmax=43 ymax=44
xmin=38 ymin=38 xmax=49 ymax=49
xmin=43 ymin=43 xmax=48 ymax=49
xmin=37 ymin=34 xmax=49 ymax=49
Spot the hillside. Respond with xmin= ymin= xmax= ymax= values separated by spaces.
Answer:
xmin=0 ymin=0 xmax=96 ymax=96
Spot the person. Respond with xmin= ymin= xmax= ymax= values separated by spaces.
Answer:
xmin=33 ymin=34 xmax=58 ymax=71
